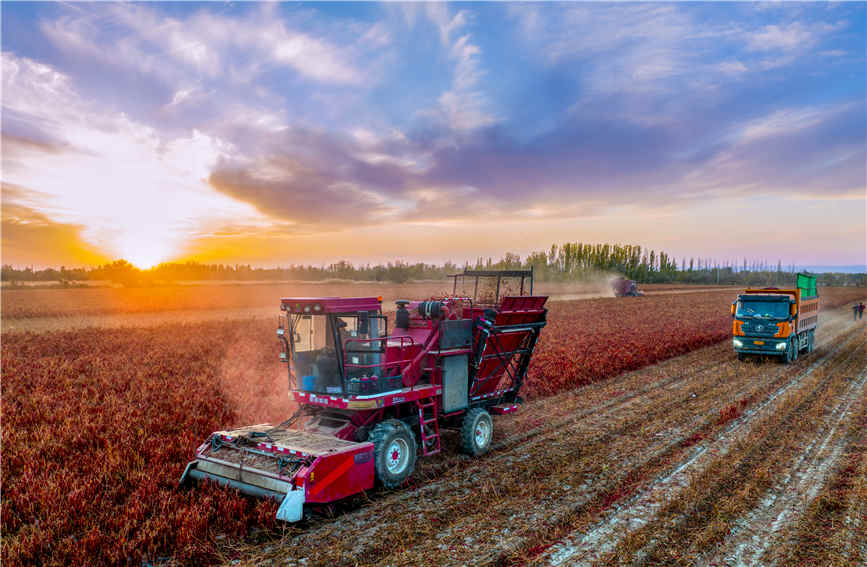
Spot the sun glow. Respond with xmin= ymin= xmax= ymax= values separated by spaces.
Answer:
xmin=115 ymin=234 xmax=176 ymax=269
xmin=2 ymin=78 xmax=268 ymax=267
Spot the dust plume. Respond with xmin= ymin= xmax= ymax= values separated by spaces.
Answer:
xmin=541 ymin=272 xmax=621 ymax=301
xmin=216 ymin=319 xmax=297 ymax=426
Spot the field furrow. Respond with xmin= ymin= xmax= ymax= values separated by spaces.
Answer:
xmin=597 ymin=327 xmax=866 ymax=566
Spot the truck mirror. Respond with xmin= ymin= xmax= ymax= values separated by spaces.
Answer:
xmin=730 ymin=304 xmax=736 ymax=317
xmin=790 ymin=304 xmax=797 ymax=317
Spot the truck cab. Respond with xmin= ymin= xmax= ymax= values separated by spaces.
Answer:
xmin=731 ymin=274 xmax=819 ymax=363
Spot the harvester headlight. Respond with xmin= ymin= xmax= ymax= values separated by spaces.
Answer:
xmin=776 ymin=342 xmax=787 ymax=351
xmin=733 ymin=339 xmax=743 ymax=348
xmin=304 ymin=305 xmax=311 ymax=313
xmin=313 ymin=304 xmax=322 ymax=312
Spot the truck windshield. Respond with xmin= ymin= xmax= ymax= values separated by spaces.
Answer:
xmin=736 ymin=300 xmax=789 ymax=319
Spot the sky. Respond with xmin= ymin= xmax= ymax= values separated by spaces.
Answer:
xmin=1 ymin=2 xmax=865 ymax=269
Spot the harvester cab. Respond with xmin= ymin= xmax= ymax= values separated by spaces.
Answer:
xmin=180 ymin=269 xmax=548 ymax=522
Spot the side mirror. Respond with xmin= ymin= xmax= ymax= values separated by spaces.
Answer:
xmin=730 ymin=304 xmax=736 ymax=317
xmin=790 ymin=303 xmax=797 ymax=317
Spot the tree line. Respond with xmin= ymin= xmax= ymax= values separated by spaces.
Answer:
xmin=2 ymin=243 xmax=864 ymax=287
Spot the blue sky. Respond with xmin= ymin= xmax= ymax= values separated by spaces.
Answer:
xmin=1 ymin=2 xmax=864 ymax=268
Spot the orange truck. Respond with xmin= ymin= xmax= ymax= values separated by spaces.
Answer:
xmin=731 ymin=273 xmax=819 ymax=363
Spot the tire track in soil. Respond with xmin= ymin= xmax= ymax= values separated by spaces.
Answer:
xmin=539 ymin=320 xmax=864 ymax=566
xmin=704 ymin=366 xmax=867 ymax=567
xmin=237 ymin=308 xmax=862 ymax=567
xmin=464 ymin=328 xmax=864 ymax=566
xmin=770 ymin=400 xmax=867 ymax=567
xmin=598 ymin=327 xmax=866 ymax=566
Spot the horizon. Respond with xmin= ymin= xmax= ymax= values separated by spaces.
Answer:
xmin=2 ymin=3 xmax=865 ymax=269
xmin=3 ymin=255 xmax=866 ymax=276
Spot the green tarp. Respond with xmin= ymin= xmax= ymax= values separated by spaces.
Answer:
xmin=797 ymin=272 xmax=817 ymax=297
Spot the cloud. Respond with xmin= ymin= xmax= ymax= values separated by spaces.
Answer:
xmin=1 ymin=185 xmax=111 ymax=267
xmin=1 ymin=53 xmax=268 ymax=267
xmin=717 ymin=60 xmax=748 ymax=75
xmin=39 ymin=4 xmax=365 ymax=86
xmin=746 ymin=23 xmax=815 ymax=51
xmin=407 ymin=7 xmax=496 ymax=133
xmin=683 ymin=102 xmax=865 ymax=199
xmin=3 ymin=3 xmax=863 ymax=267
xmin=203 ymin=90 xmax=864 ymax=233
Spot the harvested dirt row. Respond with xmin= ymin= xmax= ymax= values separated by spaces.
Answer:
xmin=540 ymin=310 xmax=862 ymax=565
xmin=770 ymin=401 xmax=867 ymax=567
xmin=239 ymin=306 xmax=865 ymax=566
xmin=703 ymin=367 xmax=867 ymax=566
xmin=597 ymin=326 xmax=866 ymax=566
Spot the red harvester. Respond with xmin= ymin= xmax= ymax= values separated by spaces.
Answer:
xmin=180 ymin=269 xmax=548 ymax=521
xmin=612 ymin=276 xmax=644 ymax=297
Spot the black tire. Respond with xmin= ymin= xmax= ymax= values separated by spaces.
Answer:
xmin=369 ymin=419 xmax=417 ymax=489
xmin=460 ymin=408 xmax=493 ymax=456
xmin=782 ymin=338 xmax=794 ymax=364
xmin=792 ymin=336 xmax=799 ymax=361
xmin=807 ymin=330 xmax=815 ymax=354
xmin=737 ymin=353 xmax=746 ymax=362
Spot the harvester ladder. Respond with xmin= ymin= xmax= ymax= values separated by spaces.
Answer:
xmin=415 ymin=397 xmax=441 ymax=456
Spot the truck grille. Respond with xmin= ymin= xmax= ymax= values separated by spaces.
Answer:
xmin=741 ymin=321 xmax=778 ymax=337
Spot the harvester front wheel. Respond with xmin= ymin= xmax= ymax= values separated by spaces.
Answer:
xmin=370 ymin=420 xmax=417 ymax=489
xmin=460 ymin=408 xmax=493 ymax=456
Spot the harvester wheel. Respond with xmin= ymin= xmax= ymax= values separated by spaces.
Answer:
xmin=370 ymin=419 xmax=417 ymax=489
xmin=460 ymin=408 xmax=493 ymax=456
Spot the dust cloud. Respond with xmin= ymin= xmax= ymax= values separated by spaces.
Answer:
xmin=542 ymin=273 xmax=620 ymax=301
xmin=216 ymin=320 xmax=297 ymax=427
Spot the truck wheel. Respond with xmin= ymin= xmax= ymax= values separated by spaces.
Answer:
xmin=737 ymin=353 xmax=746 ymax=362
xmin=369 ymin=419 xmax=417 ymax=489
xmin=807 ymin=331 xmax=815 ymax=354
xmin=460 ymin=408 xmax=493 ymax=456
xmin=792 ymin=337 xmax=799 ymax=361
xmin=782 ymin=339 xmax=794 ymax=364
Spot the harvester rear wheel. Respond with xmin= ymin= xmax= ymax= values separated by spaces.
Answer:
xmin=460 ymin=408 xmax=493 ymax=456
xmin=370 ymin=419 xmax=417 ymax=489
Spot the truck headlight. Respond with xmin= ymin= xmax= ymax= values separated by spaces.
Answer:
xmin=733 ymin=339 xmax=743 ymax=348
xmin=276 ymin=328 xmax=284 ymax=336
xmin=776 ymin=342 xmax=787 ymax=351
xmin=279 ymin=352 xmax=288 ymax=361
